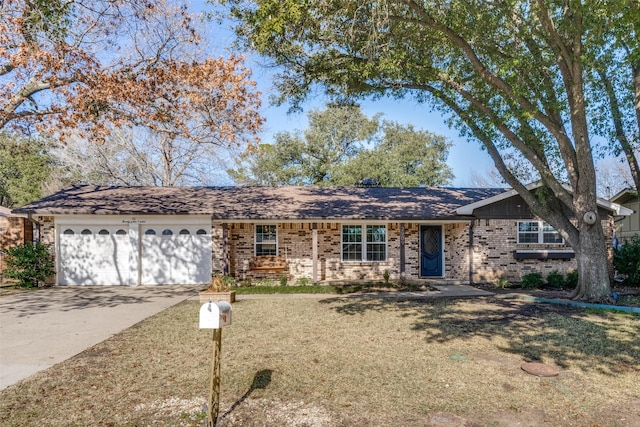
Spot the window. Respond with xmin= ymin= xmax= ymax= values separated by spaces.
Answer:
xmin=196 ymin=229 xmax=207 ymax=235
xmin=518 ymin=221 xmax=563 ymax=244
xmin=116 ymin=229 xmax=127 ymax=235
xmin=81 ymin=229 xmax=92 ymax=235
xmin=255 ymin=224 xmax=277 ymax=256
xmin=162 ymin=229 xmax=173 ymax=236
xmin=342 ymin=224 xmax=387 ymax=261
xmin=179 ymin=229 xmax=190 ymax=235
xmin=145 ymin=229 xmax=156 ymax=235
xmin=98 ymin=229 xmax=109 ymax=235
xmin=63 ymin=229 xmax=74 ymax=235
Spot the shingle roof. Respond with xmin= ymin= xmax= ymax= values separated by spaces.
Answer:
xmin=14 ymin=185 xmax=506 ymax=220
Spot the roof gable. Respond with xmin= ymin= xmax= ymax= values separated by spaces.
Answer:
xmin=456 ymin=183 xmax=634 ymax=216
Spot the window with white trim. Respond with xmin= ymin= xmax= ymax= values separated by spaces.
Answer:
xmin=342 ymin=224 xmax=387 ymax=261
xmin=517 ymin=221 xmax=563 ymax=244
xmin=255 ymin=224 xmax=277 ymax=256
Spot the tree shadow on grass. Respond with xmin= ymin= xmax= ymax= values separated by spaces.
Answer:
xmin=221 ymin=369 xmax=273 ymax=420
xmin=321 ymin=296 xmax=640 ymax=376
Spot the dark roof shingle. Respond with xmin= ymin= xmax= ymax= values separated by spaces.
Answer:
xmin=14 ymin=185 xmax=506 ymax=220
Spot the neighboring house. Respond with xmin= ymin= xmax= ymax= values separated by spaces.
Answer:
xmin=0 ymin=207 xmax=34 ymax=278
xmin=13 ymin=185 xmax=631 ymax=286
xmin=610 ymin=188 xmax=639 ymax=246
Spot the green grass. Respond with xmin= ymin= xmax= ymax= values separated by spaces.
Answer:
xmin=233 ymin=282 xmax=429 ymax=295
xmin=234 ymin=284 xmax=339 ymax=294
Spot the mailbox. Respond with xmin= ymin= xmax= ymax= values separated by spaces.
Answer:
xmin=199 ymin=301 xmax=232 ymax=329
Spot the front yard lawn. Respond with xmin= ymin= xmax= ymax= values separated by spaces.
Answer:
xmin=1 ymin=296 xmax=638 ymax=426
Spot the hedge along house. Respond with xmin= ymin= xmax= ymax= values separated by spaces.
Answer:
xmin=13 ymin=185 xmax=632 ymax=286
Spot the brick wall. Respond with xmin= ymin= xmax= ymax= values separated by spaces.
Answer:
xmin=1 ymin=215 xmax=35 ymax=276
xmin=470 ymin=218 xmax=579 ymax=283
xmin=227 ymin=222 xmax=399 ymax=282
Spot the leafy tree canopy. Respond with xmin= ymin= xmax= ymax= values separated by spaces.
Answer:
xmin=228 ymin=104 xmax=453 ymax=187
xmin=1 ymin=0 xmax=263 ymax=147
xmin=0 ymin=132 xmax=51 ymax=207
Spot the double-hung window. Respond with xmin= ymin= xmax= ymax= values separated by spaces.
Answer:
xmin=342 ymin=224 xmax=387 ymax=261
xmin=517 ymin=221 xmax=563 ymax=244
xmin=255 ymin=224 xmax=277 ymax=256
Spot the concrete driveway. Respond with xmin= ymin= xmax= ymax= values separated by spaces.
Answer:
xmin=0 ymin=285 xmax=196 ymax=391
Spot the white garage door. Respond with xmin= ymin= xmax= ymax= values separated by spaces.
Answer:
xmin=141 ymin=225 xmax=211 ymax=285
xmin=59 ymin=226 xmax=131 ymax=286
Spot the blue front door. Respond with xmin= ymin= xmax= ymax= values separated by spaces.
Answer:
xmin=420 ymin=225 xmax=443 ymax=277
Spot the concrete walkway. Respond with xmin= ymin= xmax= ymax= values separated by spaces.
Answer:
xmin=0 ymin=286 xmax=195 ymax=391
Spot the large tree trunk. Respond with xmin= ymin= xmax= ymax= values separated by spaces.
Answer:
xmin=570 ymin=222 xmax=611 ymax=302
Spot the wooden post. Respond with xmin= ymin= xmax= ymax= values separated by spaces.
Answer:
xmin=399 ymin=223 xmax=405 ymax=276
xmin=312 ymin=223 xmax=318 ymax=283
xmin=207 ymin=328 xmax=222 ymax=427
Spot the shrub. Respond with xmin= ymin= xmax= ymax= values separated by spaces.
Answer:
xmin=279 ymin=275 xmax=288 ymax=286
xmin=296 ymin=277 xmax=313 ymax=286
xmin=497 ymin=277 xmax=510 ymax=289
xmin=4 ymin=242 xmax=54 ymax=288
xmin=564 ymin=270 xmax=578 ymax=289
xmin=614 ymin=235 xmax=640 ymax=286
xmin=383 ymin=269 xmax=391 ymax=286
xmin=222 ymin=275 xmax=236 ymax=288
xmin=546 ymin=271 xmax=565 ymax=289
xmin=521 ymin=272 xmax=544 ymax=289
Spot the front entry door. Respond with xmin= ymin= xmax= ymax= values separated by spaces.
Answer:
xmin=420 ymin=225 xmax=443 ymax=277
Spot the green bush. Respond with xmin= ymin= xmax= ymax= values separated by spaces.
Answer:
xmin=521 ymin=272 xmax=544 ymax=289
xmin=546 ymin=271 xmax=565 ymax=289
xmin=565 ymin=270 xmax=578 ymax=289
xmin=296 ymin=276 xmax=314 ymax=286
xmin=4 ymin=242 xmax=54 ymax=288
xmin=279 ymin=275 xmax=288 ymax=286
xmin=614 ymin=235 xmax=640 ymax=286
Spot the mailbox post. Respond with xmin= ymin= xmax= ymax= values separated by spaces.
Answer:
xmin=199 ymin=300 xmax=232 ymax=427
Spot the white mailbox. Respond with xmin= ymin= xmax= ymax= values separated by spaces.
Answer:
xmin=199 ymin=301 xmax=232 ymax=329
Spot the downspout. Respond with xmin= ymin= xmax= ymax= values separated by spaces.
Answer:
xmin=469 ymin=220 xmax=474 ymax=285
xmin=222 ymin=223 xmax=229 ymax=276
xmin=400 ymin=223 xmax=405 ymax=278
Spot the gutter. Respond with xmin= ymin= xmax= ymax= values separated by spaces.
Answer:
xmin=499 ymin=293 xmax=640 ymax=314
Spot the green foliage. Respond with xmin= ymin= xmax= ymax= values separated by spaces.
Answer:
xmin=295 ymin=277 xmax=314 ymax=286
xmin=521 ymin=273 xmax=544 ymax=289
xmin=614 ymin=236 xmax=640 ymax=286
xmin=565 ymin=271 xmax=579 ymax=289
xmin=279 ymin=275 xmax=288 ymax=286
xmin=228 ymin=104 xmax=453 ymax=187
xmin=496 ymin=277 xmax=510 ymax=289
xmin=546 ymin=271 xmax=565 ymax=289
xmin=0 ymin=133 xmax=52 ymax=207
xmin=4 ymin=242 xmax=54 ymax=288
xmin=222 ymin=275 xmax=236 ymax=287
xmin=383 ymin=269 xmax=391 ymax=286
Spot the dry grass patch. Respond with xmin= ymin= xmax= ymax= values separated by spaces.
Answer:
xmin=1 ymin=296 xmax=639 ymax=426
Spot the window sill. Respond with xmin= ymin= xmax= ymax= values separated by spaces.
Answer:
xmin=514 ymin=250 xmax=575 ymax=260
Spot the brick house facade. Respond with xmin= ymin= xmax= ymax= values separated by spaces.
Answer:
xmin=15 ymin=185 xmax=630 ymax=286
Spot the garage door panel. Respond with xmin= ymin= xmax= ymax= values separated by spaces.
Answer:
xmin=59 ymin=227 xmax=130 ymax=286
xmin=141 ymin=225 xmax=211 ymax=285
